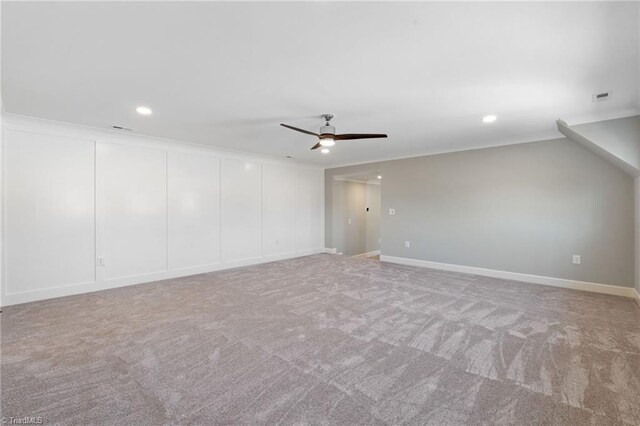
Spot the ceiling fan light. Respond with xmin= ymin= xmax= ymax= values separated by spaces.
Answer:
xmin=321 ymin=148 xmax=330 ymax=154
xmin=320 ymin=139 xmax=335 ymax=147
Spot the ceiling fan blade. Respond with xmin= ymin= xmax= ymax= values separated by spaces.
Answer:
xmin=280 ymin=123 xmax=320 ymax=137
xmin=334 ymin=133 xmax=388 ymax=140
xmin=310 ymin=142 xmax=322 ymax=150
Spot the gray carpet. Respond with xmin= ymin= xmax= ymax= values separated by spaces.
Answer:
xmin=2 ymin=254 xmax=640 ymax=425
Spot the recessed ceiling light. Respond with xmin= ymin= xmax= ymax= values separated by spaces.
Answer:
xmin=321 ymin=148 xmax=330 ymax=154
xmin=136 ymin=106 xmax=152 ymax=116
xmin=482 ymin=115 xmax=497 ymax=123
xmin=377 ymin=175 xmax=382 ymax=179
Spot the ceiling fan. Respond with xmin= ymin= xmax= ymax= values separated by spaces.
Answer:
xmin=280 ymin=114 xmax=387 ymax=150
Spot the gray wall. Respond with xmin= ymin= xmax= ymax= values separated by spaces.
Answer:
xmin=326 ymin=138 xmax=635 ymax=288
xmin=365 ymin=184 xmax=381 ymax=253
xmin=636 ymin=177 xmax=640 ymax=293
xmin=331 ymin=180 xmax=380 ymax=255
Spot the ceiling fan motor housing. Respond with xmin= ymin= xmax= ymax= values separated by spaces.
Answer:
xmin=320 ymin=125 xmax=336 ymax=138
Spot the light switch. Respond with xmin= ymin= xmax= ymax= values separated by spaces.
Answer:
xmin=389 ymin=208 xmax=396 ymax=215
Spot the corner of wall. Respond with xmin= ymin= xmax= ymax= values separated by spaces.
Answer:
xmin=635 ymin=176 xmax=640 ymax=293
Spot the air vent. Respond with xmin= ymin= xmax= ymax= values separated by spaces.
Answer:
xmin=592 ymin=91 xmax=612 ymax=102
xmin=111 ymin=125 xmax=133 ymax=131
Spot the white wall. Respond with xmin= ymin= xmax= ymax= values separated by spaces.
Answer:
xmin=221 ymin=159 xmax=263 ymax=263
xmin=97 ymin=143 xmax=168 ymax=281
xmin=262 ymin=164 xmax=296 ymax=257
xmin=1 ymin=115 xmax=324 ymax=306
xmin=168 ymin=151 xmax=221 ymax=271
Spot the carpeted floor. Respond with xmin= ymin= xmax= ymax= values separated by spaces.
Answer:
xmin=2 ymin=254 xmax=640 ymax=425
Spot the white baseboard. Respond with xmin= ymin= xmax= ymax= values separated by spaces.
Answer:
xmin=323 ymin=248 xmax=338 ymax=254
xmin=353 ymin=250 xmax=381 ymax=258
xmin=634 ymin=288 xmax=640 ymax=309
xmin=3 ymin=248 xmax=326 ymax=307
xmin=379 ymin=255 xmax=635 ymax=298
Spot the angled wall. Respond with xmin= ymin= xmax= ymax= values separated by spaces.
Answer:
xmin=557 ymin=115 xmax=640 ymax=299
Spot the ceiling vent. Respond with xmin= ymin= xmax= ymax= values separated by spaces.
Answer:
xmin=111 ymin=125 xmax=133 ymax=131
xmin=592 ymin=91 xmax=612 ymax=102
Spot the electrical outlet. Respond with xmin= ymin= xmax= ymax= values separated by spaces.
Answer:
xmin=405 ymin=241 xmax=410 ymax=248
xmin=348 ymin=218 xmax=353 ymax=224
xmin=572 ymin=255 xmax=581 ymax=265
xmin=389 ymin=208 xmax=396 ymax=215
xmin=96 ymin=257 xmax=105 ymax=267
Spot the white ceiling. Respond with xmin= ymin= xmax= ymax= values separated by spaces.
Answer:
xmin=2 ymin=1 xmax=639 ymax=167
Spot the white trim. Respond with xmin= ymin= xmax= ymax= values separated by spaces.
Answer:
xmin=327 ymin=109 xmax=640 ymax=169
xmin=327 ymin=133 xmax=562 ymax=169
xmin=323 ymin=247 xmax=338 ymax=254
xmin=3 ymin=248 xmax=325 ymax=307
xmin=2 ymin=113 xmax=323 ymax=171
xmin=353 ymin=250 xmax=381 ymax=258
xmin=634 ymin=288 xmax=640 ymax=309
xmin=333 ymin=177 xmax=380 ymax=186
xmin=380 ymin=255 xmax=635 ymax=298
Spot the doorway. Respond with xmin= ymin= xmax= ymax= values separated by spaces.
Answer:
xmin=331 ymin=171 xmax=381 ymax=257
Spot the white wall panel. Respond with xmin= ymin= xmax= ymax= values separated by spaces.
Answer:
xmin=296 ymin=168 xmax=323 ymax=251
xmin=262 ymin=164 xmax=296 ymax=257
xmin=97 ymin=142 xmax=167 ymax=280
xmin=3 ymin=130 xmax=95 ymax=294
xmin=1 ymin=115 xmax=324 ymax=306
xmin=221 ymin=159 xmax=262 ymax=262
xmin=168 ymin=151 xmax=221 ymax=270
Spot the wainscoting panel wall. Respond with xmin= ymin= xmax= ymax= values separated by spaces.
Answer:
xmin=262 ymin=164 xmax=296 ymax=257
xmin=3 ymin=129 xmax=96 ymax=295
xmin=168 ymin=151 xmax=221 ymax=271
xmin=97 ymin=142 xmax=168 ymax=281
xmin=296 ymin=168 xmax=324 ymax=252
xmin=221 ymin=159 xmax=262 ymax=263
xmin=1 ymin=115 xmax=324 ymax=306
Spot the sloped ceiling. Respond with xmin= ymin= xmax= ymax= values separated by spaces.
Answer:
xmin=557 ymin=115 xmax=640 ymax=176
